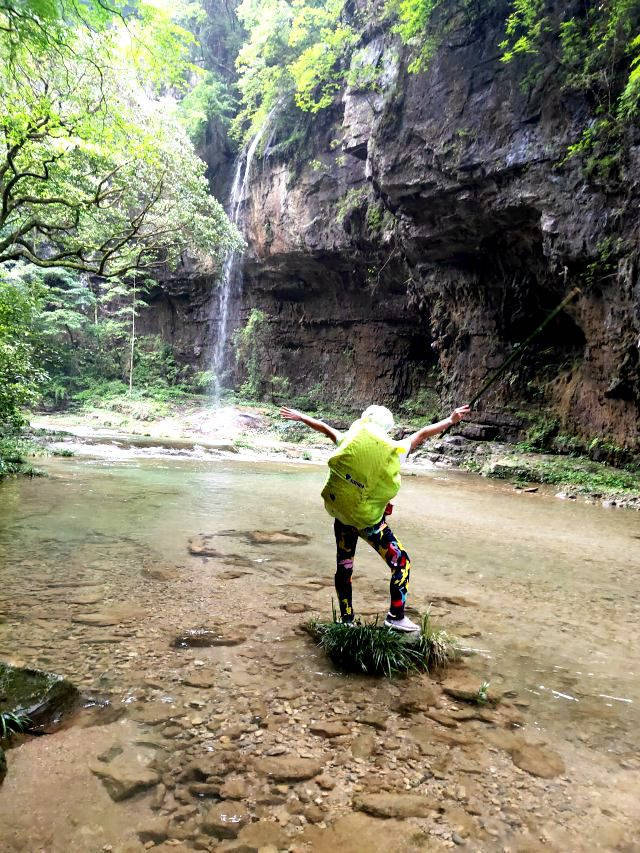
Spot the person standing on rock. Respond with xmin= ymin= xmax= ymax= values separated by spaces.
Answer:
xmin=280 ymin=403 xmax=471 ymax=632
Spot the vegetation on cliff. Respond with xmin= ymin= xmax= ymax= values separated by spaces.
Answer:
xmin=232 ymin=0 xmax=640 ymax=174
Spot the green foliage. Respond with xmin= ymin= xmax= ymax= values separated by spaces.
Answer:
xmin=0 ymin=436 xmax=37 ymax=477
xmin=386 ymin=0 xmax=443 ymax=73
xmin=131 ymin=336 xmax=182 ymax=389
xmin=232 ymin=0 xmax=357 ymax=142
xmin=0 ymin=711 xmax=30 ymax=739
xmin=500 ymin=0 xmax=547 ymax=64
xmin=306 ymin=610 xmax=458 ymax=677
xmin=486 ymin=453 xmax=640 ymax=496
xmin=179 ymin=71 xmax=235 ymax=143
xmin=366 ymin=202 xmax=384 ymax=232
xmin=0 ymin=264 xmax=46 ymax=431
xmin=475 ymin=679 xmax=491 ymax=705
xmin=516 ymin=414 xmax=560 ymax=452
xmin=336 ymin=186 xmax=368 ymax=219
xmin=233 ymin=308 xmax=270 ymax=399
xmin=398 ymin=384 xmax=441 ymax=426
xmin=386 ymin=0 xmax=640 ymax=176
xmin=0 ymin=2 xmax=241 ymax=278
xmin=500 ymin=0 xmax=640 ymax=174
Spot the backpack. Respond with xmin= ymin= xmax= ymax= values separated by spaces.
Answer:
xmin=321 ymin=421 xmax=404 ymax=529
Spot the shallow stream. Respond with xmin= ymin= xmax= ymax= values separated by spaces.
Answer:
xmin=0 ymin=446 xmax=638 ymax=850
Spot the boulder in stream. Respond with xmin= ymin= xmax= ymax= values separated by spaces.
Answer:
xmin=0 ymin=661 xmax=79 ymax=733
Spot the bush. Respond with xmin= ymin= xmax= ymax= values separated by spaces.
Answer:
xmin=0 ymin=436 xmax=42 ymax=479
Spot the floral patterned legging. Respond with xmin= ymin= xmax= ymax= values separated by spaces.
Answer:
xmin=333 ymin=515 xmax=411 ymax=622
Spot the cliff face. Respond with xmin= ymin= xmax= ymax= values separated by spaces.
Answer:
xmin=150 ymin=3 xmax=640 ymax=448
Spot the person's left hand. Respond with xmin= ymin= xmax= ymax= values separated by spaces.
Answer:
xmin=450 ymin=404 xmax=471 ymax=424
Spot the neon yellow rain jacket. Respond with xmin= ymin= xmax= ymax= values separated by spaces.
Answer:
xmin=321 ymin=419 xmax=408 ymax=529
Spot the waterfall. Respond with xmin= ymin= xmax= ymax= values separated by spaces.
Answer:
xmin=211 ymin=117 xmax=273 ymax=404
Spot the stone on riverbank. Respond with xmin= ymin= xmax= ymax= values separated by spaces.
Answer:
xmin=0 ymin=661 xmax=79 ymax=733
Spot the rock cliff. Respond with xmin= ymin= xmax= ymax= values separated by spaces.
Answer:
xmin=149 ymin=2 xmax=640 ymax=448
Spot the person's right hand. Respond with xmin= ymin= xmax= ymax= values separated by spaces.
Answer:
xmin=450 ymin=404 xmax=471 ymax=424
xmin=280 ymin=406 xmax=304 ymax=421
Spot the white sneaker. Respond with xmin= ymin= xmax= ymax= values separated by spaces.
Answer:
xmin=384 ymin=613 xmax=420 ymax=633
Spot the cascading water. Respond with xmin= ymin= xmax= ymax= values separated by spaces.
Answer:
xmin=211 ymin=117 xmax=273 ymax=404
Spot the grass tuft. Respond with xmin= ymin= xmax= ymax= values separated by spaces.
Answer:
xmin=0 ymin=712 xmax=30 ymax=740
xmin=305 ymin=609 xmax=458 ymax=678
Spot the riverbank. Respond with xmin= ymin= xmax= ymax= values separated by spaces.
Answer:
xmin=27 ymin=397 xmax=640 ymax=509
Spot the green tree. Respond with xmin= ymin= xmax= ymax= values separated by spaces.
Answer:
xmin=0 ymin=264 xmax=45 ymax=431
xmin=0 ymin=0 xmax=243 ymax=278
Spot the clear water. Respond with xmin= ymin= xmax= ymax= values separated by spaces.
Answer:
xmin=1 ymin=451 xmax=639 ymax=852
xmin=1 ymin=452 xmax=638 ymax=758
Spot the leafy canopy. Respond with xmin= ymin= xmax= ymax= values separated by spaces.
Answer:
xmin=0 ymin=1 xmax=242 ymax=277
xmin=232 ymin=0 xmax=357 ymax=141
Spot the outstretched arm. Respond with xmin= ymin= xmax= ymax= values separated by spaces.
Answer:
xmin=407 ymin=405 xmax=471 ymax=453
xmin=280 ymin=406 xmax=341 ymax=444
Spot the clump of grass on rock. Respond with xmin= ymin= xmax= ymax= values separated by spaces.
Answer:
xmin=305 ymin=611 xmax=458 ymax=678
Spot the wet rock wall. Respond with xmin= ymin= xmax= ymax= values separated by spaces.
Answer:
xmin=149 ymin=1 xmax=640 ymax=448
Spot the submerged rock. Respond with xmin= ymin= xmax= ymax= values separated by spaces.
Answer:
xmin=309 ymin=720 xmax=350 ymax=738
xmin=0 ymin=661 xmax=79 ymax=733
xmin=232 ymin=820 xmax=289 ymax=850
xmin=354 ymin=792 xmax=432 ymax=819
xmin=302 ymin=813 xmax=415 ymax=852
xmin=254 ymin=756 xmax=323 ymax=781
xmin=510 ymin=743 xmax=566 ymax=778
xmin=201 ymin=801 xmax=251 ymax=838
xmin=440 ymin=668 xmax=501 ymax=705
xmin=246 ymin=529 xmax=311 ymax=545
xmin=90 ymin=747 xmax=160 ymax=801
xmin=188 ymin=534 xmax=222 ymax=557
xmin=173 ymin=628 xmax=246 ymax=648
xmin=71 ymin=604 xmax=144 ymax=627
xmin=142 ymin=565 xmax=179 ymax=582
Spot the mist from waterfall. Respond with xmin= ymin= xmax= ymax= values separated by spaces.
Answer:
xmin=211 ymin=117 xmax=273 ymax=404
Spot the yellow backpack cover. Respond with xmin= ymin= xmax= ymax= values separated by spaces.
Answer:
xmin=321 ymin=420 xmax=405 ymax=529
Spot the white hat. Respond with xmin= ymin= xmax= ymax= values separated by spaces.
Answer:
xmin=360 ymin=405 xmax=394 ymax=433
